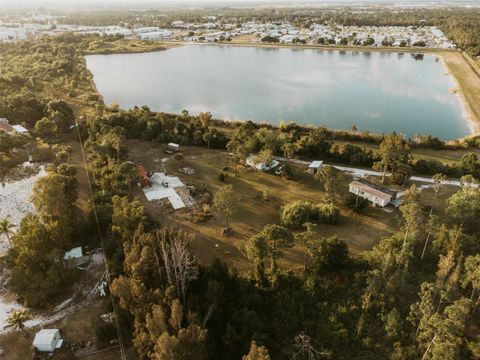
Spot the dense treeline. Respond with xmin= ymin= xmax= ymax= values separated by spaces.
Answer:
xmin=84 ymin=111 xmax=480 ymax=359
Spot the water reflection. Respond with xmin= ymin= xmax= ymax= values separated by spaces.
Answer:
xmin=85 ymin=45 xmax=469 ymax=139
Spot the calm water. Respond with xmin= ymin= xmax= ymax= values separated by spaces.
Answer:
xmin=85 ymin=45 xmax=470 ymax=139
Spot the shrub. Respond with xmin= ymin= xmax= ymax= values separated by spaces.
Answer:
xmin=280 ymin=201 xmax=340 ymax=228
xmin=280 ymin=200 xmax=319 ymax=229
xmin=317 ymin=203 xmax=340 ymax=224
xmin=344 ymin=193 xmax=369 ymax=212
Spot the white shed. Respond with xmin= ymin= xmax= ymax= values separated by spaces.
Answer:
xmin=308 ymin=161 xmax=324 ymax=174
xmin=33 ymin=329 xmax=63 ymax=352
xmin=167 ymin=143 xmax=180 ymax=152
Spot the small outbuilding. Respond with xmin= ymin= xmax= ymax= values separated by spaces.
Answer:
xmin=308 ymin=160 xmax=324 ymax=174
xmin=167 ymin=143 xmax=180 ymax=152
xmin=33 ymin=329 xmax=63 ymax=352
xmin=64 ymin=246 xmax=90 ymax=268
xmin=349 ymin=178 xmax=397 ymax=207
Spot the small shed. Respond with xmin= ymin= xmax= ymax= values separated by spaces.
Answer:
xmin=308 ymin=161 xmax=324 ymax=174
xmin=33 ymin=329 xmax=63 ymax=352
xmin=167 ymin=143 xmax=180 ymax=152
xmin=64 ymin=246 xmax=89 ymax=268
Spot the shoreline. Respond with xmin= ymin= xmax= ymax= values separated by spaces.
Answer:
xmin=437 ymin=54 xmax=480 ymax=136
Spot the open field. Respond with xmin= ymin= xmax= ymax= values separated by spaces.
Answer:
xmin=82 ymin=39 xmax=179 ymax=55
xmin=125 ymin=139 xmax=460 ymax=274
xmin=333 ymin=139 xmax=480 ymax=166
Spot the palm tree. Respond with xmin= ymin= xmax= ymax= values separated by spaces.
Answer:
xmin=0 ymin=218 xmax=15 ymax=246
xmin=4 ymin=309 xmax=32 ymax=336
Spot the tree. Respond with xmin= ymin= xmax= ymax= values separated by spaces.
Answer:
xmin=213 ymin=185 xmax=237 ymax=231
xmin=243 ymin=341 xmax=271 ymax=360
xmin=4 ymin=309 xmax=32 ymax=335
xmin=462 ymin=255 xmax=480 ymax=309
xmin=256 ymin=148 xmax=273 ymax=166
xmin=421 ymin=174 xmax=447 ymax=260
xmin=246 ymin=224 xmax=294 ymax=281
xmin=308 ymin=236 xmax=349 ymax=274
xmin=415 ymin=298 xmax=471 ymax=360
xmin=280 ymin=200 xmax=319 ymax=229
xmin=374 ymin=132 xmax=412 ymax=184
xmin=203 ymin=126 xmax=219 ymax=149
xmin=0 ymin=218 xmax=15 ymax=245
xmin=282 ymin=141 xmax=296 ymax=160
xmin=460 ymin=152 xmax=479 ymax=175
xmin=156 ymin=229 xmax=198 ymax=304
xmin=445 ymin=183 xmax=480 ymax=236
xmin=46 ymin=99 xmax=75 ymax=132
xmin=31 ymin=172 xmax=76 ymax=241
xmin=35 ymin=116 xmax=57 ymax=140
xmin=315 ymin=166 xmax=344 ymax=204
xmin=7 ymin=214 xmax=69 ymax=306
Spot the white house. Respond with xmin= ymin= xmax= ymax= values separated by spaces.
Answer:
xmin=349 ymin=179 xmax=396 ymax=207
xmin=33 ymin=329 xmax=63 ymax=352
xmin=308 ymin=161 xmax=324 ymax=174
xmin=246 ymin=154 xmax=279 ymax=171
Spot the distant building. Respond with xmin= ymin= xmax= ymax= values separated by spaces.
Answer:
xmin=33 ymin=329 xmax=63 ymax=352
xmin=308 ymin=161 xmax=324 ymax=174
xmin=0 ymin=118 xmax=15 ymax=133
xmin=349 ymin=178 xmax=397 ymax=207
xmin=0 ymin=118 xmax=29 ymax=134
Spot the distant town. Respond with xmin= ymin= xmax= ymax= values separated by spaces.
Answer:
xmin=0 ymin=13 xmax=456 ymax=49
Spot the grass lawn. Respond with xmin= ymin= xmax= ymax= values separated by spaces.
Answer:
xmin=333 ymin=139 xmax=479 ymax=166
xmin=126 ymin=139 xmax=403 ymax=274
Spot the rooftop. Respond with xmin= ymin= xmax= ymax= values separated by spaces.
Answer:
xmin=350 ymin=178 xmax=397 ymax=201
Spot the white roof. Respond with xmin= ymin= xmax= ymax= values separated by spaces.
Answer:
xmin=308 ymin=161 xmax=324 ymax=168
xmin=12 ymin=124 xmax=28 ymax=133
xmin=64 ymin=246 xmax=83 ymax=260
xmin=143 ymin=172 xmax=186 ymax=209
xmin=33 ymin=329 xmax=60 ymax=345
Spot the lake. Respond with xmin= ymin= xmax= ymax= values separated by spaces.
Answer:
xmin=85 ymin=45 xmax=470 ymax=140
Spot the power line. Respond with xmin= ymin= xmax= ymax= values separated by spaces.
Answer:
xmin=74 ymin=117 xmax=127 ymax=360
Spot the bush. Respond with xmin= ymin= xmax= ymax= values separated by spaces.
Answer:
xmin=280 ymin=201 xmax=340 ymax=228
xmin=317 ymin=203 xmax=340 ymax=224
xmin=344 ymin=193 xmax=369 ymax=212
xmin=219 ymin=171 xmax=226 ymax=182
xmin=280 ymin=200 xmax=318 ymax=229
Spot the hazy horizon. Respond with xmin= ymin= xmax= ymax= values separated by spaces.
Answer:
xmin=2 ymin=0 xmax=480 ymax=11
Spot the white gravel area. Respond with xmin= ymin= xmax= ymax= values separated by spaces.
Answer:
xmin=0 ymin=166 xmax=47 ymax=253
